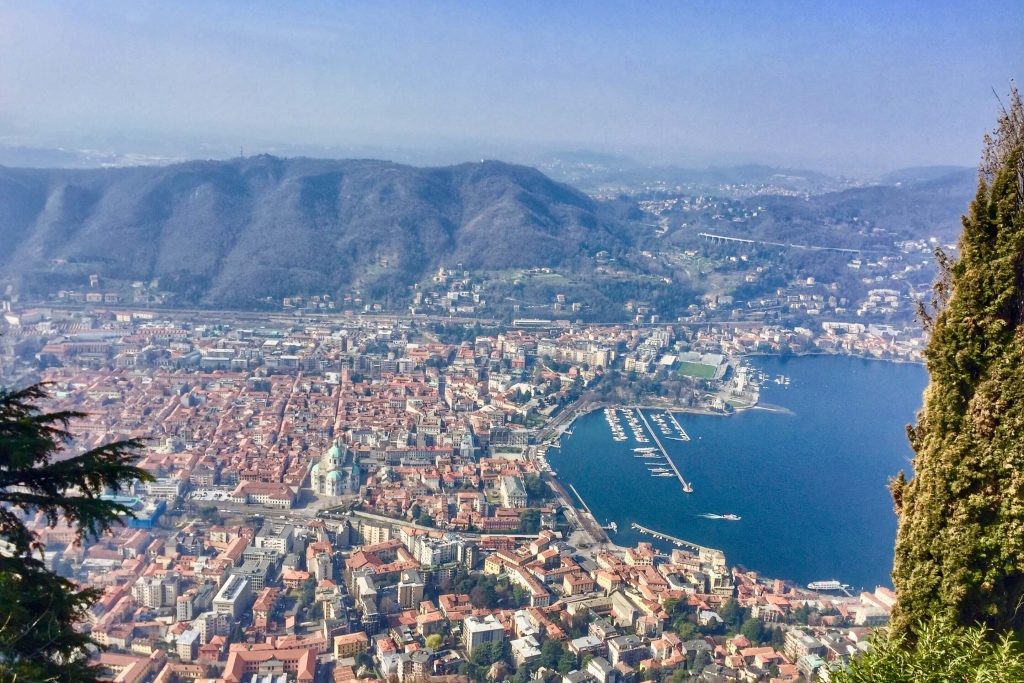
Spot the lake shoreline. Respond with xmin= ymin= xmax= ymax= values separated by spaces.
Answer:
xmin=548 ymin=355 xmax=928 ymax=589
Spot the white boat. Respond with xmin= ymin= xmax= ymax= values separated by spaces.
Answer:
xmin=807 ymin=580 xmax=848 ymax=591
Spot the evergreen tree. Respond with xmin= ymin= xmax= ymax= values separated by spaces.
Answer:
xmin=557 ymin=650 xmax=577 ymax=674
xmin=890 ymin=86 xmax=1024 ymax=635
xmin=0 ymin=384 xmax=151 ymax=682
xmin=833 ymin=616 xmax=1024 ymax=683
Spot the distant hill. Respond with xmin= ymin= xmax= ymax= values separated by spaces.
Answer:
xmin=539 ymin=158 xmax=861 ymax=196
xmin=728 ymin=175 xmax=976 ymax=248
xmin=878 ymin=165 xmax=975 ymax=188
xmin=0 ymin=156 xmax=632 ymax=307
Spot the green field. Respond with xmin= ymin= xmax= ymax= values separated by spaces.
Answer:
xmin=676 ymin=361 xmax=718 ymax=379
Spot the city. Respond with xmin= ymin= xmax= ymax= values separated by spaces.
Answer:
xmin=0 ymin=301 xmax=918 ymax=683
xmin=1 ymin=4 xmax=1020 ymax=682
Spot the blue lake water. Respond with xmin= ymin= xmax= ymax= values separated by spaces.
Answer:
xmin=549 ymin=355 xmax=928 ymax=590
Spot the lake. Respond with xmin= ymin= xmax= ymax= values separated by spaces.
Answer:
xmin=549 ymin=354 xmax=929 ymax=590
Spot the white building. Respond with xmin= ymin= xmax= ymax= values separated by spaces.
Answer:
xmin=463 ymin=614 xmax=505 ymax=655
xmin=212 ymin=575 xmax=251 ymax=621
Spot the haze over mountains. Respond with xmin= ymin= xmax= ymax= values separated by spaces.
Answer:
xmin=0 ymin=156 xmax=634 ymax=307
xmin=0 ymin=154 xmax=976 ymax=314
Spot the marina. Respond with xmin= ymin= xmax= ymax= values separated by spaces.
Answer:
xmin=664 ymin=411 xmax=691 ymax=441
xmin=549 ymin=355 xmax=928 ymax=588
xmin=634 ymin=407 xmax=693 ymax=492
xmin=603 ymin=407 xmax=628 ymax=441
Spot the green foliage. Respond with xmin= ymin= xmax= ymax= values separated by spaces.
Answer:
xmin=518 ymin=508 xmax=542 ymax=533
xmin=739 ymin=617 xmax=768 ymax=644
xmin=891 ymin=88 xmax=1024 ymax=636
xmin=523 ymin=475 xmax=550 ymax=503
xmin=557 ymin=650 xmax=577 ymax=674
xmin=295 ymin=576 xmax=317 ymax=620
xmin=511 ymin=664 xmax=532 ymax=683
xmin=834 ymin=616 xmax=1024 ymax=683
xmin=355 ymin=652 xmax=375 ymax=673
xmin=718 ymin=598 xmax=746 ymax=633
xmin=471 ymin=640 xmax=507 ymax=667
xmin=425 ymin=633 xmax=443 ymax=651
xmin=0 ymin=384 xmax=151 ymax=683
xmin=429 ymin=322 xmax=485 ymax=344
xmin=674 ymin=620 xmax=698 ymax=640
xmin=452 ymin=570 xmax=530 ymax=610
xmin=539 ymin=638 xmax=565 ymax=670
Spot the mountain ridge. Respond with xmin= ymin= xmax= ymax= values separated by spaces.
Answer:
xmin=0 ymin=155 xmax=633 ymax=307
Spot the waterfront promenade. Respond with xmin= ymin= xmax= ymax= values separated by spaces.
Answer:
xmin=542 ymin=471 xmax=610 ymax=546
xmin=631 ymin=522 xmax=718 ymax=556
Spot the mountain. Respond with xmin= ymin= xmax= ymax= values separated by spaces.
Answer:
xmin=877 ymin=165 xmax=974 ymax=187
xmin=729 ymin=172 xmax=976 ymax=247
xmin=0 ymin=156 xmax=633 ymax=307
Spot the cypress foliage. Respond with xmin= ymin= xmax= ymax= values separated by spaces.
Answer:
xmin=0 ymin=384 xmax=152 ymax=682
xmin=890 ymin=86 xmax=1024 ymax=636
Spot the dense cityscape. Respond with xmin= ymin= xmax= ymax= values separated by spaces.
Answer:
xmin=2 ymin=4 xmax=1021 ymax=683
xmin=0 ymin=296 xmax=924 ymax=683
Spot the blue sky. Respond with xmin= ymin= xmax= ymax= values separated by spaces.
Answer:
xmin=0 ymin=1 xmax=1021 ymax=172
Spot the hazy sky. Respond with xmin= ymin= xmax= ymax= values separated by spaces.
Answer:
xmin=1 ymin=1 xmax=1021 ymax=172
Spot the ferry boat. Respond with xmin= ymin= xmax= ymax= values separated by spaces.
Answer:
xmin=701 ymin=513 xmax=742 ymax=521
xmin=807 ymin=580 xmax=849 ymax=591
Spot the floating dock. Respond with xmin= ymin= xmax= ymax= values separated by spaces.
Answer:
xmin=634 ymin=408 xmax=693 ymax=493
xmin=664 ymin=411 xmax=690 ymax=441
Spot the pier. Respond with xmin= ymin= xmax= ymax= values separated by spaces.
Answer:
xmin=568 ymin=484 xmax=618 ymax=535
xmin=545 ymin=474 xmax=609 ymax=545
xmin=659 ymin=411 xmax=692 ymax=444
xmin=663 ymin=411 xmax=690 ymax=441
xmin=568 ymin=483 xmax=593 ymax=516
xmin=634 ymin=407 xmax=693 ymax=493
xmin=631 ymin=522 xmax=717 ymax=556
